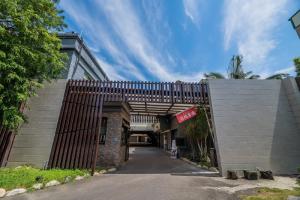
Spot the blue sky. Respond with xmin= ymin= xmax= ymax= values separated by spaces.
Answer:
xmin=59 ymin=0 xmax=300 ymax=81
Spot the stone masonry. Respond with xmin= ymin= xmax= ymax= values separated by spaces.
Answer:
xmin=97 ymin=104 xmax=130 ymax=167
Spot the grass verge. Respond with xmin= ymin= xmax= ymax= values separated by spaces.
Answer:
xmin=0 ymin=166 xmax=88 ymax=190
xmin=241 ymin=187 xmax=300 ymax=200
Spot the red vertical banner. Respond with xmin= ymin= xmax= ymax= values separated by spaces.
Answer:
xmin=176 ymin=107 xmax=197 ymax=124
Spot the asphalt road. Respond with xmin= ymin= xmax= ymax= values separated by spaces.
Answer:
xmin=6 ymin=147 xmax=243 ymax=200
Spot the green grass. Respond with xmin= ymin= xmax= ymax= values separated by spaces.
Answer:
xmin=241 ymin=187 xmax=300 ymax=200
xmin=0 ymin=166 xmax=89 ymax=190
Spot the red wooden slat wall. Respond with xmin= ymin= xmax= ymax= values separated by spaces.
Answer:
xmin=48 ymin=80 xmax=104 ymax=173
xmin=0 ymin=127 xmax=15 ymax=167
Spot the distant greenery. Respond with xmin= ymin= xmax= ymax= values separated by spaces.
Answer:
xmin=204 ymin=72 xmax=226 ymax=79
xmin=294 ymin=57 xmax=300 ymax=77
xmin=0 ymin=166 xmax=87 ymax=190
xmin=241 ymin=187 xmax=300 ymax=200
xmin=205 ymin=55 xmax=289 ymax=80
xmin=0 ymin=0 xmax=66 ymax=129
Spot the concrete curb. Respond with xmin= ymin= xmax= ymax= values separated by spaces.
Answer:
xmin=180 ymin=157 xmax=220 ymax=174
xmin=1 ymin=168 xmax=114 ymax=197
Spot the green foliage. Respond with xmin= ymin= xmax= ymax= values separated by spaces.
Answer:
xmin=182 ymin=106 xmax=209 ymax=141
xmin=266 ymin=73 xmax=289 ymax=80
xmin=294 ymin=57 xmax=300 ymax=77
xmin=204 ymin=72 xmax=226 ymax=79
xmin=0 ymin=0 xmax=66 ymax=129
xmin=241 ymin=187 xmax=300 ymax=200
xmin=181 ymin=106 xmax=210 ymax=161
xmin=0 ymin=166 xmax=87 ymax=190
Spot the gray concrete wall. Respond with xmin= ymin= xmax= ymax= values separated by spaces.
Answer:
xmin=208 ymin=79 xmax=300 ymax=175
xmin=283 ymin=78 xmax=300 ymax=129
xmin=7 ymin=80 xmax=67 ymax=168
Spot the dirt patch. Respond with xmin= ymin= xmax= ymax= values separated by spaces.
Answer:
xmin=202 ymin=176 xmax=298 ymax=195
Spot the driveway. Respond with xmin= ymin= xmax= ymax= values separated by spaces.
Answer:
xmin=6 ymin=147 xmax=243 ymax=200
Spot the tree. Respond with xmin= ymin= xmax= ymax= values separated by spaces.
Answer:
xmin=181 ymin=106 xmax=210 ymax=162
xmin=266 ymin=73 xmax=289 ymax=80
xmin=227 ymin=55 xmax=260 ymax=79
xmin=294 ymin=57 xmax=300 ymax=77
xmin=204 ymin=55 xmax=292 ymax=81
xmin=204 ymin=72 xmax=225 ymax=79
xmin=0 ymin=0 xmax=66 ymax=129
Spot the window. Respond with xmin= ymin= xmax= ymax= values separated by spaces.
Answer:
xmin=99 ymin=117 xmax=107 ymax=144
xmin=121 ymin=126 xmax=128 ymax=146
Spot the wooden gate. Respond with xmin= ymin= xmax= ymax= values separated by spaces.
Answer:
xmin=0 ymin=127 xmax=15 ymax=167
xmin=48 ymin=80 xmax=104 ymax=173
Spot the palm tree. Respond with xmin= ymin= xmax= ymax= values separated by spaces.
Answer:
xmin=248 ymin=74 xmax=260 ymax=79
xmin=227 ymin=55 xmax=260 ymax=79
xmin=204 ymin=72 xmax=225 ymax=79
xmin=204 ymin=55 xmax=291 ymax=81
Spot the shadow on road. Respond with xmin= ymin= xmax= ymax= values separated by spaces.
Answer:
xmin=112 ymin=147 xmax=219 ymax=176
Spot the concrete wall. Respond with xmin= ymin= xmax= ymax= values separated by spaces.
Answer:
xmin=7 ymin=80 xmax=67 ymax=168
xmin=283 ymin=78 xmax=300 ymax=129
xmin=208 ymin=79 xmax=300 ymax=175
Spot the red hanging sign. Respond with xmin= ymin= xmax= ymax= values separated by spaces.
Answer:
xmin=176 ymin=107 xmax=197 ymax=124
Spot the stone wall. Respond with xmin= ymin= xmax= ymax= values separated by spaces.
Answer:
xmin=97 ymin=103 xmax=130 ymax=167
xmin=208 ymin=79 xmax=300 ymax=175
xmin=7 ymin=80 xmax=67 ymax=168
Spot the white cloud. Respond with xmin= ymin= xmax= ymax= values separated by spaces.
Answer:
xmin=96 ymin=57 xmax=126 ymax=80
xmin=59 ymin=0 xmax=146 ymax=81
xmin=223 ymin=0 xmax=288 ymax=71
xmin=60 ymin=0 xmax=205 ymax=82
xmin=183 ymin=0 xmax=203 ymax=25
xmin=275 ymin=66 xmax=294 ymax=74
xmin=97 ymin=0 xmax=204 ymax=81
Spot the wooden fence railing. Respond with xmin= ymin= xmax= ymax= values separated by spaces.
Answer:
xmin=67 ymin=80 xmax=209 ymax=104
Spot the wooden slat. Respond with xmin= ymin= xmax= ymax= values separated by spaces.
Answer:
xmin=48 ymin=80 xmax=104 ymax=170
xmin=0 ymin=127 xmax=15 ymax=167
xmin=91 ymin=92 xmax=104 ymax=174
xmin=48 ymin=80 xmax=73 ymax=168
xmin=73 ymin=80 xmax=91 ymax=168
xmin=61 ymin=80 xmax=81 ymax=168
